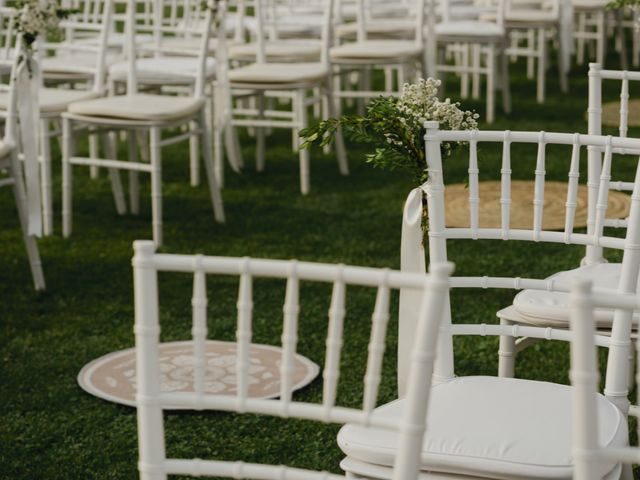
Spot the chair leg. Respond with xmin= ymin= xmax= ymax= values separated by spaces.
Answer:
xmin=597 ymin=11 xmax=606 ymax=65
xmin=498 ymin=318 xmax=516 ymax=377
xmin=62 ymin=117 xmax=73 ymax=238
xmin=325 ymin=75 xmax=349 ymax=176
xmin=557 ymin=31 xmax=568 ymax=94
xmin=39 ymin=118 xmax=53 ymax=236
xmin=149 ymin=126 xmax=163 ymax=247
xmin=256 ymin=91 xmax=266 ymax=172
xmin=200 ymin=109 xmax=225 ymax=224
xmin=577 ymin=13 xmax=586 ymax=65
xmin=127 ymin=130 xmax=140 ymax=215
xmin=527 ymin=28 xmax=535 ymax=78
xmin=471 ymin=44 xmax=480 ymax=100
xmin=486 ymin=44 xmax=495 ymax=123
xmin=461 ymin=44 xmax=470 ymax=99
xmin=296 ymin=89 xmax=310 ymax=195
xmin=536 ymin=28 xmax=546 ymax=104
xmin=106 ymin=131 xmax=127 ymax=215
xmin=189 ymin=119 xmax=200 ymax=187
xmin=10 ymin=150 xmax=45 ymax=290
xmin=89 ymin=129 xmax=100 ymax=179
xmin=500 ymin=42 xmax=512 ymax=115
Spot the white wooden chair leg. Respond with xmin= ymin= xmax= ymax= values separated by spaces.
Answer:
xmin=616 ymin=10 xmax=628 ymax=70
xmin=149 ymin=127 xmax=163 ymax=247
xmin=213 ymin=119 xmax=224 ymax=188
xmin=136 ymin=129 xmax=150 ymax=163
xmin=256 ymin=92 xmax=266 ymax=172
xmin=486 ymin=45 xmax=495 ymax=123
xmin=577 ymin=13 xmax=586 ymax=64
xmin=127 ymin=130 xmax=140 ymax=215
xmin=472 ymin=44 xmax=481 ymax=100
xmin=296 ymin=89 xmax=310 ymax=195
xmin=200 ymin=110 xmax=225 ymax=224
xmin=62 ymin=117 xmax=73 ymax=238
xmin=89 ymin=130 xmax=99 ymax=179
xmin=189 ymin=119 xmax=200 ymax=187
xmin=501 ymin=44 xmax=511 ymax=114
xmin=461 ymin=44 xmax=470 ymax=99
xmin=527 ymin=28 xmax=535 ymax=78
xmin=325 ymin=76 xmax=349 ymax=175
xmin=11 ymin=150 xmax=45 ymax=290
xmin=106 ymin=131 xmax=127 ymax=215
xmin=597 ymin=11 xmax=606 ymax=65
xmin=557 ymin=32 xmax=568 ymax=93
xmin=536 ymin=28 xmax=546 ymax=104
xmin=498 ymin=318 xmax=516 ymax=377
xmin=39 ymin=118 xmax=53 ymax=236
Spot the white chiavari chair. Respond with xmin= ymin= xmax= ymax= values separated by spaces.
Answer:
xmin=61 ymin=0 xmax=225 ymax=247
xmin=329 ymin=0 xmax=426 ymax=107
xmin=0 ymin=32 xmax=45 ymax=290
xmin=131 ymin=239 xmax=452 ymax=480
xmin=0 ymin=0 xmax=113 ymax=236
xmin=503 ymin=0 xmax=568 ymax=103
xmin=223 ymin=0 xmax=349 ymax=195
xmin=569 ymin=279 xmax=640 ymax=480
xmin=494 ymin=64 xmax=640 ymax=379
xmin=427 ymin=0 xmax=511 ymax=123
xmin=337 ymin=122 xmax=640 ymax=479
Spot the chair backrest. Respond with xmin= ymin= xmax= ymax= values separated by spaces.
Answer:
xmin=586 ymin=62 xmax=640 ymax=263
xmin=123 ymin=0 xmax=218 ymax=97
xmin=569 ymin=279 xmax=640 ymax=479
xmin=351 ymin=0 xmax=425 ymax=43
xmin=505 ymin=0 xmax=559 ymax=20
xmin=132 ymin=240 xmax=452 ymax=480
xmin=252 ymin=0 xmax=334 ymax=66
xmin=40 ymin=0 xmax=114 ymax=93
xmin=400 ymin=122 xmax=640 ymax=410
xmin=438 ymin=0 xmax=506 ymax=26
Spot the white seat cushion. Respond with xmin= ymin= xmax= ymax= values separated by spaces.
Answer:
xmin=0 ymin=88 xmax=101 ymax=114
xmin=108 ymin=57 xmax=216 ymax=84
xmin=435 ymin=21 xmax=505 ymax=38
xmin=513 ymin=263 xmax=640 ymax=327
xmin=330 ymin=40 xmax=423 ymax=60
xmin=229 ymin=40 xmax=321 ymax=62
xmin=67 ymin=93 xmax=204 ymax=121
xmin=228 ymin=62 xmax=328 ymax=85
xmin=338 ymin=376 xmax=626 ymax=480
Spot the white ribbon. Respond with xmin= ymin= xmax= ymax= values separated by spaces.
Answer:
xmin=398 ymin=187 xmax=427 ymax=396
xmin=15 ymin=47 xmax=42 ymax=237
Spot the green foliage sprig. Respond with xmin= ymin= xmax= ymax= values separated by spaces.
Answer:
xmin=300 ymin=78 xmax=478 ymax=185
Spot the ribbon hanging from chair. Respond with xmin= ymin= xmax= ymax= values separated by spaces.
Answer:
xmin=15 ymin=49 xmax=42 ymax=237
xmin=398 ymin=187 xmax=427 ymax=396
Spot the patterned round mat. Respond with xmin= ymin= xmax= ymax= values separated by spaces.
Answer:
xmin=444 ymin=180 xmax=630 ymax=230
xmin=78 ymin=341 xmax=320 ymax=408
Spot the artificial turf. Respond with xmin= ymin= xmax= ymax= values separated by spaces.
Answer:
xmin=1 ymin=47 xmax=639 ymax=479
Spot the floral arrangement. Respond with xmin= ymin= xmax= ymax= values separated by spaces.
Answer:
xmin=300 ymin=78 xmax=478 ymax=185
xmin=15 ymin=0 xmax=76 ymax=48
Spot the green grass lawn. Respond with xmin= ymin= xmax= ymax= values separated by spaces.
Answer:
xmin=1 ymin=48 xmax=639 ymax=479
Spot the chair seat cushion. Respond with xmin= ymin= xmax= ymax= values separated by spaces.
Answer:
xmin=512 ymin=263 xmax=639 ymax=327
xmin=67 ymin=93 xmax=204 ymax=121
xmin=108 ymin=57 xmax=216 ymax=84
xmin=338 ymin=376 xmax=626 ymax=480
xmin=228 ymin=62 xmax=328 ymax=85
xmin=330 ymin=40 xmax=423 ymax=60
xmin=0 ymin=88 xmax=101 ymax=114
xmin=229 ymin=40 xmax=321 ymax=62
xmin=435 ymin=21 xmax=505 ymax=38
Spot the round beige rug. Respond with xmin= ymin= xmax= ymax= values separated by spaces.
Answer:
xmin=78 ymin=341 xmax=319 ymax=409
xmin=444 ymin=180 xmax=630 ymax=230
